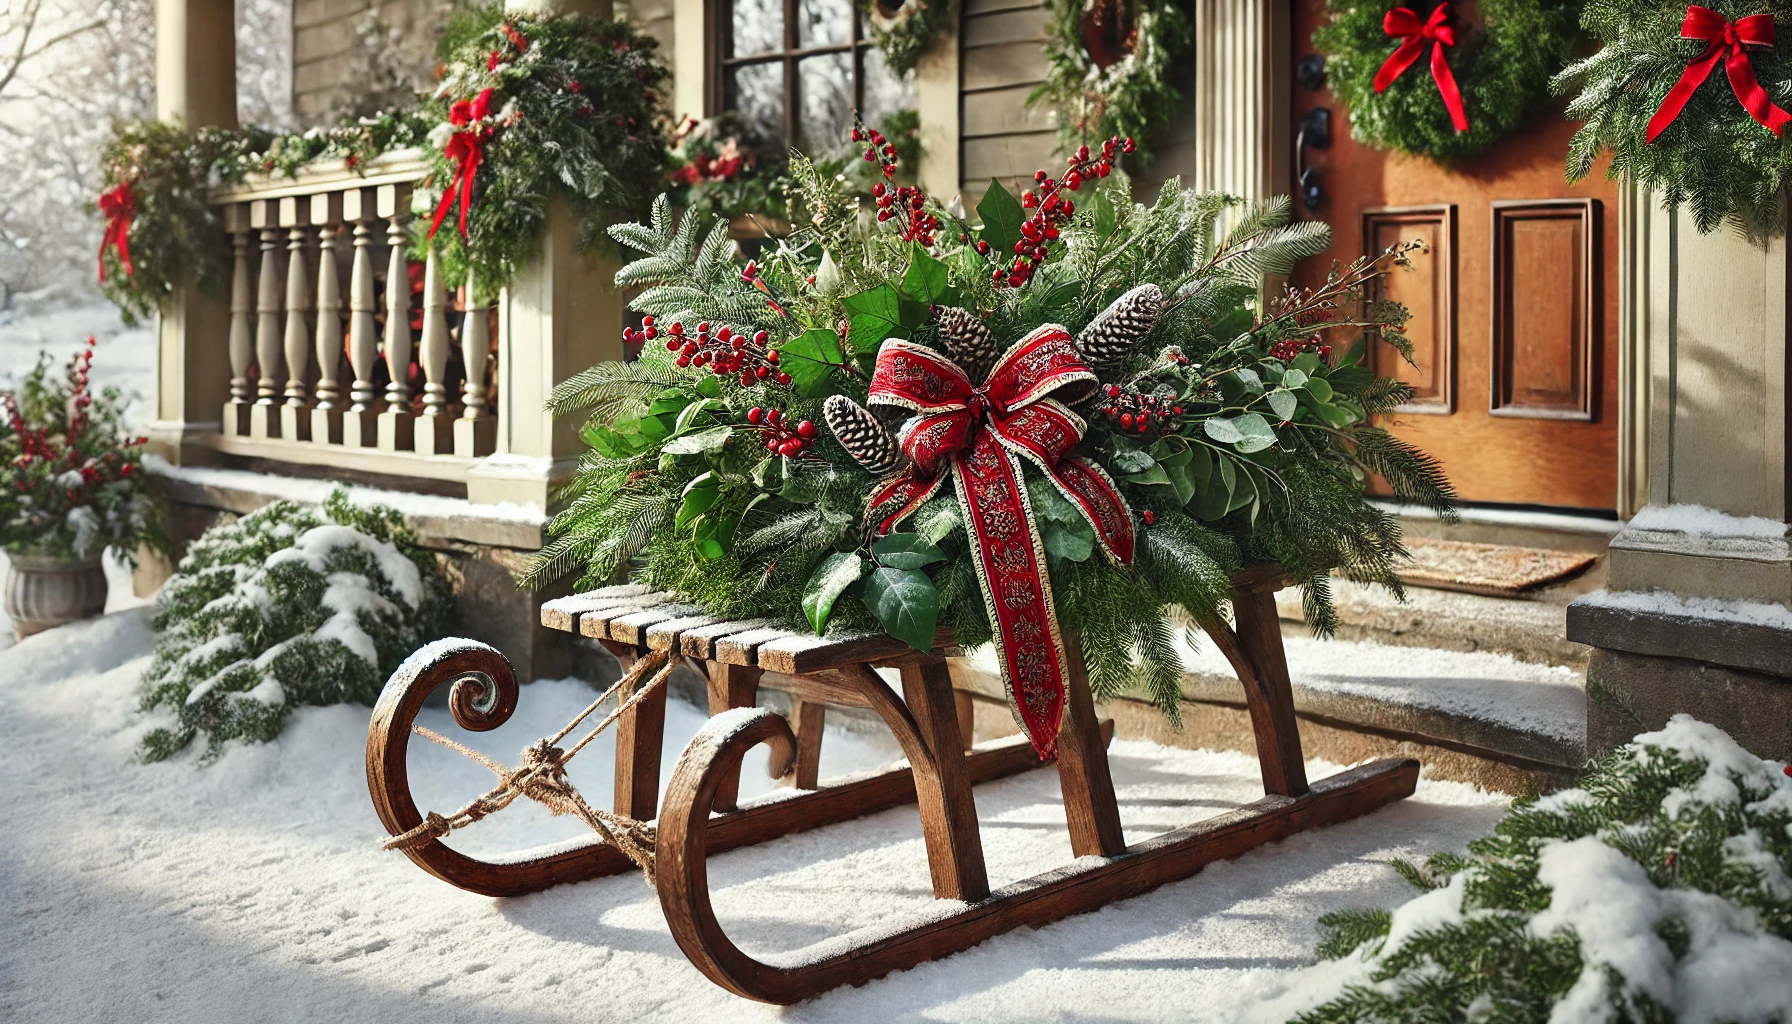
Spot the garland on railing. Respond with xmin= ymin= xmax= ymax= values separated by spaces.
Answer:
xmin=527 ymin=126 xmax=1456 ymax=758
xmin=1030 ymin=0 xmax=1194 ymax=161
xmin=94 ymin=3 xmax=669 ymax=321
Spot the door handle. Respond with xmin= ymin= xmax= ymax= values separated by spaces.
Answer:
xmin=1296 ymin=108 xmax=1331 ymax=210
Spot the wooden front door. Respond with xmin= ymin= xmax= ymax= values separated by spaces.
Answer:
xmin=1291 ymin=0 xmax=1619 ymax=513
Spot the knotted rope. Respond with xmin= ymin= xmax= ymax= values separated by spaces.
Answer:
xmin=381 ymin=649 xmax=678 ymax=884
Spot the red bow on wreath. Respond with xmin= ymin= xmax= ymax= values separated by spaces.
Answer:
xmin=97 ymin=181 xmax=135 ymax=283
xmin=1374 ymin=4 xmax=1470 ymax=133
xmin=430 ymin=87 xmax=497 ymax=240
xmin=866 ymin=327 xmax=1136 ymax=760
xmin=1646 ymin=5 xmax=1792 ymax=142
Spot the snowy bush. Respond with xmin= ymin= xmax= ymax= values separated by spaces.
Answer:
xmin=138 ymin=491 xmax=452 ymax=759
xmin=1300 ymin=715 xmax=1792 ymax=1024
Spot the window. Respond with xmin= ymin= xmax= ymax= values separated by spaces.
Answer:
xmin=716 ymin=0 xmax=914 ymax=152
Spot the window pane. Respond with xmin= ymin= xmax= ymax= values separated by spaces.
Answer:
xmin=859 ymin=45 xmax=916 ymax=132
xmin=798 ymin=0 xmax=852 ymax=48
xmin=731 ymin=0 xmax=784 ymax=58
xmin=797 ymin=53 xmax=853 ymax=151
xmin=727 ymin=62 xmax=786 ymax=147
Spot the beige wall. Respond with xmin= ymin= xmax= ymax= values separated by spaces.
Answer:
xmin=291 ymin=0 xmax=452 ymax=123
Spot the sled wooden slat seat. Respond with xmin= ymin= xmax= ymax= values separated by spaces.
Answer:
xmin=367 ymin=570 xmax=1419 ymax=1003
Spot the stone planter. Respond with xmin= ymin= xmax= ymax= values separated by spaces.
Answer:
xmin=4 ymin=554 xmax=107 ymax=639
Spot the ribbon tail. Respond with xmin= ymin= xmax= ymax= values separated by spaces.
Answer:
xmin=1725 ymin=46 xmax=1792 ymax=137
xmin=457 ymin=149 xmax=482 ymax=238
xmin=953 ymin=433 xmax=1069 ymax=760
xmin=1647 ymin=46 xmax=1723 ymax=143
xmin=428 ymin=176 xmax=459 ymax=240
xmin=1372 ymin=37 xmax=1426 ymax=93
xmin=116 ymin=217 xmax=133 ymax=278
xmin=867 ymin=471 xmax=947 ymax=535
xmin=1428 ymin=41 xmax=1470 ymax=133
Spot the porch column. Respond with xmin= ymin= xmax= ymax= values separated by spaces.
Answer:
xmin=146 ymin=0 xmax=237 ymax=464
xmin=1568 ymin=197 xmax=1792 ymax=761
xmin=468 ymin=0 xmax=623 ymax=508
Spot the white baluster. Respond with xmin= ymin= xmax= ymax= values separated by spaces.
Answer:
xmin=223 ymin=203 xmax=252 ymax=436
xmin=310 ymin=192 xmax=344 ymax=444
xmin=343 ymin=188 xmax=379 ymax=447
xmin=376 ymin=183 xmax=415 ymax=451
xmin=250 ymin=199 xmax=283 ymax=439
xmin=416 ymin=247 xmax=453 ymax=455
xmin=454 ymin=270 xmax=496 ymax=457
xmin=279 ymin=197 xmax=313 ymax=442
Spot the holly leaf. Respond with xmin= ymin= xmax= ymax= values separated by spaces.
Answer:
xmin=901 ymin=243 xmax=956 ymax=306
xmin=691 ymin=513 xmax=738 ymax=560
xmin=862 ymin=567 xmax=940 ymax=651
xmin=802 ymin=552 xmax=866 ymax=634
xmin=1267 ymin=389 xmax=1298 ymax=423
xmin=647 ymin=390 xmax=693 ymax=416
xmin=872 ymin=532 xmax=947 ymax=570
xmin=843 ymin=284 xmax=910 ymax=352
xmin=673 ymin=398 xmax=725 ymax=433
xmin=977 ymin=178 xmax=1024 ymax=256
xmin=779 ymin=327 xmax=846 ymax=397
xmin=662 ymin=424 xmax=732 ymax=455
xmin=676 ymin=472 xmax=720 ymax=528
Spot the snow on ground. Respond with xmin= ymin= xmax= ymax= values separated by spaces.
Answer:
xmin=0 ymin=300 xmax=156 ymax=415
xmin=0 ymin=608 xmax=1510 ymax=1023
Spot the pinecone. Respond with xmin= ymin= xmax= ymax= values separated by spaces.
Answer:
xmin=823 ymin=395 xmax=903 ymax=476
xmin=932 ymin=305 xmax=999 ymax=381
xmin=1076 ymin=284 xmax=1164 ymax=366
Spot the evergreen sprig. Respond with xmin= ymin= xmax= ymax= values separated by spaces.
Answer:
xmin=1029 ymin=0 xmax=1195 ymax=161
xmin=1315 ymin=0 xmax=1584 ymax=163
xmin=1557 ymin=0 xmax=1792 ymax=233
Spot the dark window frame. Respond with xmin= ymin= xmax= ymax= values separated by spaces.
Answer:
xmin=711 ymin=0 xmax=873 ymax=148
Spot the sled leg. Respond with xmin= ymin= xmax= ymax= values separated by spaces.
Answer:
xmin=708 ymin=661 xmax=763 ymax=811
xmin=780 ymin=699 xmax=825 ymax=789
xmin=899 ymin=658 xmax=989 ymax=902
xmin=1228 ymin=581 xmax=1308 ymax=798
xmin=1054 ymin=633 xmax=1126 ymax=857
xmin=601 ymin=640 xmax=667 ymax=821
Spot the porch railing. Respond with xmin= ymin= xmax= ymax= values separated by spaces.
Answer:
xmin=207 ymin=150 xmax=496 ymax=481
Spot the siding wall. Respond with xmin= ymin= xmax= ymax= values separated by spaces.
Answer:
xmin=291 ymin=0 xmax=449 ymax=123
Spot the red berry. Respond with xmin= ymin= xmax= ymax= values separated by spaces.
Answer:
xmin=1142 ymin=510 xmax=1155 ymax=526
xmin=747 ymin=407 xmax=763 ymax=424
xmin=1119 ymin=413 xmax=1134 ymax=429
xmin=976 ymin=240 xmax=990 ymax=255
xmin=765 ymin=349 xmax=780 ymax=365
xmin=697 ymin=321 xmax=711 ymax=334
xmin=741 ymin=371 xmax=755 ymax=386
xmin=767 ymin=408 xmax=782 ymax=424
xmin=776 ymin=372 xmax=792 ymax=385
xmin=795 ymin=420 xmax=816 ymax=439
xmin=642 ymin=315 xmax=655 ymax=327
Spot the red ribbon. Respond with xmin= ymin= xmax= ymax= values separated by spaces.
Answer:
xmin=1374 ymin=4 xmax=1470 ymax=133
xmin=866 ymin=327 xmax=1136 ymax=759
xmin=1646 ymin=6 xmax=1792 ymax=142
xmin=97 ymin=181 xmax=135 ymax=283
xmin=430 ymin=88 xmax=497 ymax=239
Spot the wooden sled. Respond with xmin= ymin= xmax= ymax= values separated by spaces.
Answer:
xmin=366 ymin=568 xmax=1419 ymax=1002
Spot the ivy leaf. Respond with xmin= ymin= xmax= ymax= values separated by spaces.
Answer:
xmin=843 ymin=284 xmax=910 ymax=352
xmin=872 ymin=532 xmax=947 ymax=570
xmin=1231 ymin=412 xmax=1278 ymax=454
xmin=977 ymin=178 xmax=1024 ymax=256
xmin=862 ymin=567 xmax=940 ymax=651
xmin=901 ymin=243 xmax=956 ymax=306
xmin=662 ymin=424 xmax=732 ymax=455
xmin=779 ymin=327 xmax=846 ymax=397
xmin=802 ymin=552 xmax=866 ymax=634
xmin=1025 ymin=475 xmax=1080 ymax=523
xmin=1267 ymin=389 xmax=1299 ymax=422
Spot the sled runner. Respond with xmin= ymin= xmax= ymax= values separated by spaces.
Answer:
xmin=366 ymin=568 xmax=1418 ymax=1003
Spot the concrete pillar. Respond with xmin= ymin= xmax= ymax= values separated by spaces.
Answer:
xmin=1568 ymin=196 xmax=1792 ymax=761
xmin=146 ymin=0 xmax=238 ymax=465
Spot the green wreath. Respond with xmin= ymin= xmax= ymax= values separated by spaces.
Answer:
xmin=860 ymin=0 xmax=954 ymax=76
xmin=1030 ymin=0 xmax=1194 ymax=161
xmin=1557 ymin=1 xmax=1792 ymax=233
xmin=1313 ymin=0 xmax=1583 ymax=163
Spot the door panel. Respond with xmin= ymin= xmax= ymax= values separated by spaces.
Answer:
xmin=1292 ymin=0 xmax=1619 ymax=512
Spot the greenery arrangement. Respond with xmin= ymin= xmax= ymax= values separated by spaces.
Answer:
xmin=861 ymin=0 xmax=955 ymax=75
xmin=1299 ymin=715 xmax=1792 ymax=1023
xmin=527 ymin=127 xmax=1453 ymax=756
xmin=1031 ymin=0 xmax=1194 ymax=161
xmin=96 ymin=3 xmax=669 ymax=318
xmin=1558 ymin=0 xmax=1792 ymax=233
xmin=139 ymin=491 xmax=453 ymax=761
xmin=1314 ymin=0 xmax=1583 ymax=163
xmin=0 ymin=340 xmax=162 ymax=563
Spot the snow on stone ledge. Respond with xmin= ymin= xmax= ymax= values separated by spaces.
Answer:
xmin=1627 ymin=503 xmax=1787 ymax=540
xmin=1576 ymin=588 xmax=1792 ymax=631
xmin=143 ymin=455 xmax=545 ymax=525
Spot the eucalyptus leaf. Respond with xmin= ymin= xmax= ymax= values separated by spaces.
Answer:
xmin=1305 ymin=375 xmax=1334 ymax=403
xmin=1281 ymin=368 xmax=1309 ymax=389
xmin=861 ymin=567 xmax=940 ymax=651
xmin=1233 ymin=367 xmax=1264 ymax=393
xmin=1043 ymin=515 xmax=1095 ymax=563
xmin=1110 ymin=448 xmax=1156 ymax=474
xmin=802 ymin=552 xmax=865 ymax=634
xmin=1267 ymin=389 xmax=1298 ymax=422
xmin=1204 ymin=417 xmax=1245 ymax=444
xmin=1125 ymin=463 xmax=1172 ymax=486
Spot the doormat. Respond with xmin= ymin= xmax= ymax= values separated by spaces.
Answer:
xmin=1396 ymin=537 xmax=1597 ymax=597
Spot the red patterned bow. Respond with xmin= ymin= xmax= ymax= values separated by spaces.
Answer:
xmin=866 ymin=327 xmax=1136 ymax=759
xmin=1374 ymin=4 xmax=1470 ymax=133
xmin=1646 ymin=6 xmax=1792 ymax=142
xmin=97 ymin=181 xmax=135 ymax=283
xmin=430 ymin=88 xmax=497 ymax=239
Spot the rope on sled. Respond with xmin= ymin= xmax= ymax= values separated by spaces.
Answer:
xmin=380 ymin=649 xmax=677 ymax=884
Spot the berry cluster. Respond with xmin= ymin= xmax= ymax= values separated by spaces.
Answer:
xmin=745 ymin=406 xmax=817 ymax=458
xmin=1269 ymin=335 xmax=1332 ymax=364
xmin=851 ymin=123 xmax=900 ymax=178
xmin=872 ymin=181 xmax=940 ymax=246
xmin=991 ymin=136 xmax=1134 ymax=289
xmin=622 ymin=316 xmax=794 ymax=387
xmin=1095 ymin=383 xmax=1185 ymax=438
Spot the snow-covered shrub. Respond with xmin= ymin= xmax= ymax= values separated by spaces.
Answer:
xmin=138 ymin=491 xmax=452 ymax=759
xmin=1300 ymin=715 xmax=1792 ymax=1024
